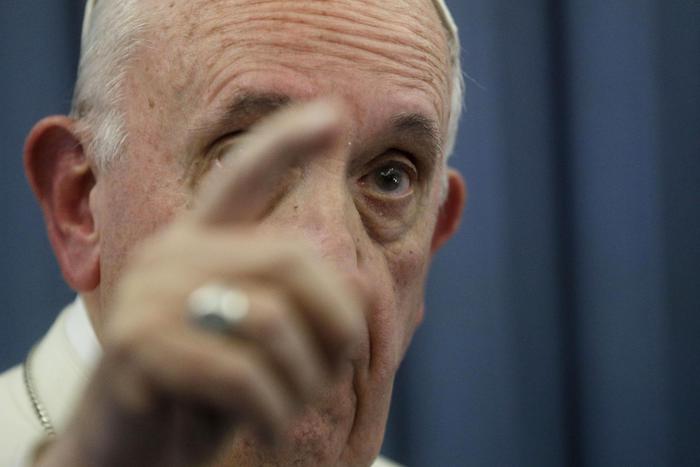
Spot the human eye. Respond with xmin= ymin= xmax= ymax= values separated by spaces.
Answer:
xmin=187 ymin=131 xmax=249 ymax=188
xmin=359 ymin=157 xmax=417 ymax=200
xmin=353 ymin=154 xmax=422 ymax=242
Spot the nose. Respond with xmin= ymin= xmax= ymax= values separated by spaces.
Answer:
xmin=260 ymin=166 xmax=361 ymax=274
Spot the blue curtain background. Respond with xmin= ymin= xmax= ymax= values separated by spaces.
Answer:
xmin=1 ymin=1 xmax=698 ymax=466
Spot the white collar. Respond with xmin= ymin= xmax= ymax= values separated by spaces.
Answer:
xmin=64 ymin=296 xmax=101 ymax=367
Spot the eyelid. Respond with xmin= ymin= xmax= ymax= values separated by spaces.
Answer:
xmin=210 ymin=130 xmax=247 ymax=161
xmin=217 ymin=130 xmax=246 ymax=146
xmin=370 ymin=152 xmax=419 ymax=180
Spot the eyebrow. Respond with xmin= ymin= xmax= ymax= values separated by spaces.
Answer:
xmin=189 ymin=92 xmax=292 ymax=138
xmin=390 ymin=112 xmax=443 ymax=163
xmin=192 ymin=91 xmax=443 ymax=164
xmin=214 ymin=92 xmax=292 ymax=127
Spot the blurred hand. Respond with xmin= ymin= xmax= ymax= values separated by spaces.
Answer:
xmin=37 ymin=101 xmax=366 ymax=467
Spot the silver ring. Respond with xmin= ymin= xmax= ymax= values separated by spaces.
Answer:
xmin=187 ymin=283 xmax=250 ymax=334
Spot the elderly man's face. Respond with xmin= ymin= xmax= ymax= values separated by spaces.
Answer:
xmin=90 ymin=0 xmax=457 ymax=464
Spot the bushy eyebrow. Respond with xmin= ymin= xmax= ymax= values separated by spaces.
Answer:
xmin=390 ymin=112 xmax=443 ymax=164
xmin=188 ymin=91 xmax=291 ymax=138
xmin=214 ymin=92 xmax=292 ymax=127
xmin=192 ymin=91 xmax=443 ymax=166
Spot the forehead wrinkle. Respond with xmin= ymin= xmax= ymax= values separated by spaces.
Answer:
xmin=143 ymin=0 xmax=452 ymax=148
xmin=206 ymin=37 xmax=446 ymax=104
xmin=187 ymin=1 xmax=450 ymax=112
xmin=202 ymin=15 xmax=446 ymax=80
xmin=198 ymin=4 xmax=447 ymax=64
xmin=201 ymin=61 xmax=443 ymax=136
xmin=199 ymin=38 xmax=447 ymax=125
xmin=194 ymin=0 xmax=446 ymax=41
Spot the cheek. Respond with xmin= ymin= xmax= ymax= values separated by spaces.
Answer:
xmin=95 ymin=157 xmax=188 ymax=306
xmin=387 ymin=237 xmax=431 ymax=324
xmin=366 ymin=186 xmax=441 ymax=365
xmin=367 ymin=234 xmax=432 ymax=371
xmin=386 ymin=192 xmax=440 ymax=319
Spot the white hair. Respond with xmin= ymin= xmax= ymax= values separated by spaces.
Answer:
xmin=71 ymin=0 xmax=145 ymax=170
xmin=73 ymin=0 xmax=464 ymax=170
xmin=432 ymin=0 xmax=465 ymax=162
xmin=445 ymin=32 xmax=465 ymax=162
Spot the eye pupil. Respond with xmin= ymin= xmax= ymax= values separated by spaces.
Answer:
xmin=375 ymin=167 xmax=402 ymax=191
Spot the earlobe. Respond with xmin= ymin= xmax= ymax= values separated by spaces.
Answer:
xmin=430 ymin=169 xmax=467 ymax=254
xmin=24 ymin=116 xmax=100 ymax=292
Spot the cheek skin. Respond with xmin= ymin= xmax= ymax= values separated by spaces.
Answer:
xmin=97 ymin=175 xmax=185 ymax=310
xmin=362 ymin=185 xmax=440 ymax=377
xmin=93 ymin=115 xmax=190 ymax=335
xmin=384 ymin=235 xmax=432 ymax=359
xmin=381 ymin=171 xmax=444 ymax=359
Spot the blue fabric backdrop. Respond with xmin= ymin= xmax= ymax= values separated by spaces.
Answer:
xmin=1 ymin=1 xmax=698 ymax=466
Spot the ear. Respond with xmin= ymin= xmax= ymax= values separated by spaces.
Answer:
xmin=430 ymin=168 xmax=467 ymax=254
xmin=24 ymin=116 xmax=100 ymax=292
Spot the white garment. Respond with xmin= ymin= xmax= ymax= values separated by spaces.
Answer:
xmin=0 ymin=298 xmax=97 ymax=466
xmin=0 ymin=299 xmax=402 ymax=466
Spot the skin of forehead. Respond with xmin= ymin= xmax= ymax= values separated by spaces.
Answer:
xmin=135 ymin=0 xmax=452 ymax=138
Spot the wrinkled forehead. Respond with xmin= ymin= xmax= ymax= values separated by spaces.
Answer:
xmin=85 ymin=0 xmax=456 ymax=131
xmin=82 ymin=0 xmax=458 ymax=53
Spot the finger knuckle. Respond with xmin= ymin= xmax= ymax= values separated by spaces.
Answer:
xmin=224 ymin=356 xmax=263 ymax=400
xmin=254 ymin=306 xmax=288 ymax=342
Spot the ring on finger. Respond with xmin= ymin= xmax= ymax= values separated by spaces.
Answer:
xmin=187 ymin=283 xmax=250 ymax=335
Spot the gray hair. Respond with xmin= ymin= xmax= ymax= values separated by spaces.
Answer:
xmin=73 ymin=0 xmax=464 ymax=171
xmin=71 ymin=0 xmax=145 ymax=170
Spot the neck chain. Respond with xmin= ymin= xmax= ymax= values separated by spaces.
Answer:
xmin=22 ymin=346 xmax=56 ymax=436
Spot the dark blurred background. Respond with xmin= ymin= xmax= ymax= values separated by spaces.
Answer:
xmin=1 ymin=1 xmax=698 ymax=466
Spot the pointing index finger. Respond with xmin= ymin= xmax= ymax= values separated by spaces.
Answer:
xmin=193 ymin=100 xmax=344 ymax=226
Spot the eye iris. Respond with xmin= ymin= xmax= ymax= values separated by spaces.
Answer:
xmin=375 ymin=167 xmax=403 ymax=192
